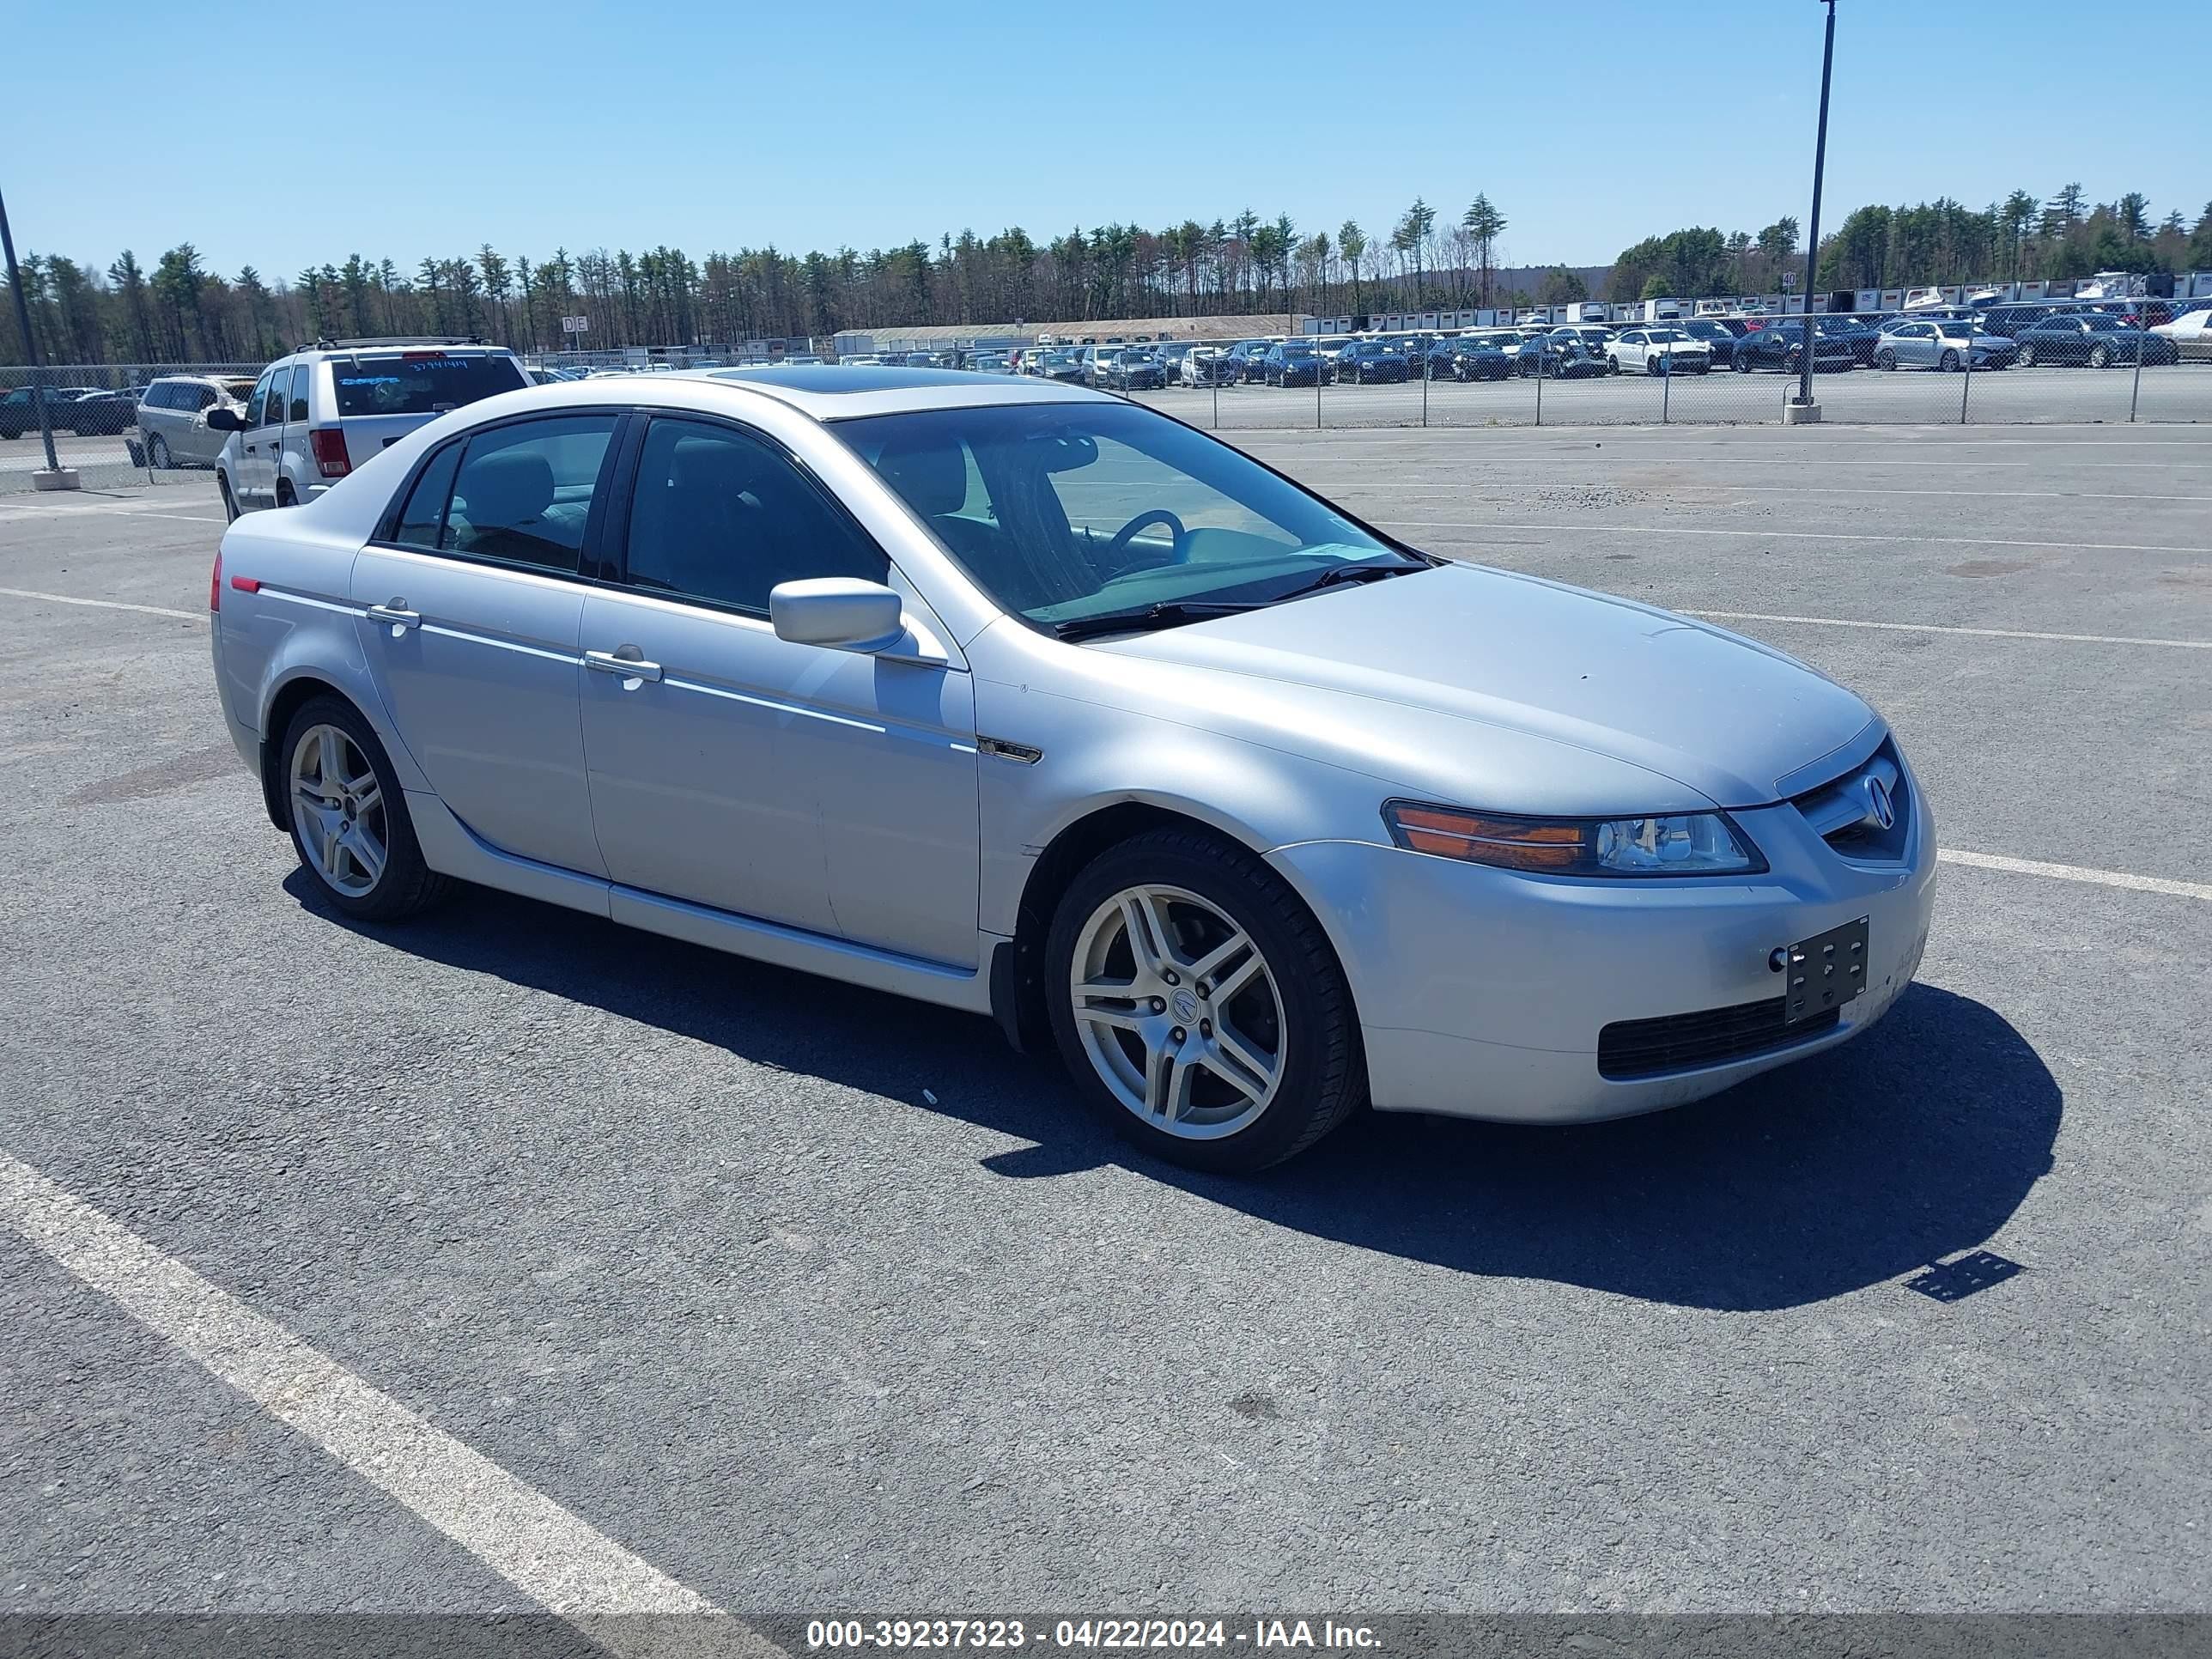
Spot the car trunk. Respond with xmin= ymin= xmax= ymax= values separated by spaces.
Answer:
xmin=330 ymin=349 xmax=528 ymax=471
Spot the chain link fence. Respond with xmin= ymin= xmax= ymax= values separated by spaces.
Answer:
xmin=1114 ymin=301 xmax=2212 ymax=434
xmin=2 ymin=362 xmax=262 ymax=493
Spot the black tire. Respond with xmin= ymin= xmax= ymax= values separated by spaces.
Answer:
xmin=1939 ymin=349 xmax=1960 ymax=373
xmin=148 ymin=434 xmax=172 ymax=470
xmin=1735 ymin=353 xmax=1753 ymax=374
xmin=217 ymin=473 xmax=239 ymax=523
xmin=1044 ymin=826 xmax=1366 ymax=1174
xmin=2017 ymin=343 xmax=2037 ymax=368
xmin=276 ymin=479 xmax=296 ymax=507
xmin=279 ymin=694 xmax=453 ymax=923
xmin=2089 ymin=344 xmax=2112 ymax=369
xmin=1875 ymin=349 xmax=1896 ymax=372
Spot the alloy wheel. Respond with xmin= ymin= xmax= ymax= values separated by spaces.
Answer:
xmin=1067 ymin=884 xmax=1285 ymax=1139
xmin=289 ymin=723 xmax=388 ymax=897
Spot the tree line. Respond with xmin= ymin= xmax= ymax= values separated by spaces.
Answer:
xmin=5 ymin=185 xmax=2208 ymax=368
xmin=1612 ymin=187 xmax=2212 ymax=304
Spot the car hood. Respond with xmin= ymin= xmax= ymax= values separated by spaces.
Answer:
xmin=1092 ymin=562 xmax=1877 ymax=810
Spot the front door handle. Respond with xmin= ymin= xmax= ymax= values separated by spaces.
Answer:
xmin=367 ymin=599 xmax=421 ymax=631
xmin=585 ymin=647 xmax=662 ymax=684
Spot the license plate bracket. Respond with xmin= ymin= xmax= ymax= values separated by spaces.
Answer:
xmin=1784 ymin=915 xmax=1870 ymax=1024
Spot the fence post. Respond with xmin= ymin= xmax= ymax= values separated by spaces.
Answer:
xmin=1661 ymin=347 xmax=1671 ymax=423
xmin=1421 ymin=346 xmax=1429 ymax=428
xmin=2130 ymin=325 xmax=2144 ymax=423
xmin=1212 ymin=369 xmax=1218 ymax=432
xmin=1960 ymin=330 xmax=1973 ymax=425
xmin=1534 ymin=353 xmax=1543 ymax=428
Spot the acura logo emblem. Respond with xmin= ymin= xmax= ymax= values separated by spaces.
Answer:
xmin=1863 ymin=775 xmax=1895 ymax=831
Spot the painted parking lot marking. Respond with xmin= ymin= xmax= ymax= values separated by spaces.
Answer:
xmin=1936 ymin=850 xmax=2212 ymax=902
xmin=0 ymin=585 xmax=202 ymax=621
xmin=1682 ymin=610 xmax=2212 ymax=651
xmin=0 ymin=1151 xmax=785 ymax=1658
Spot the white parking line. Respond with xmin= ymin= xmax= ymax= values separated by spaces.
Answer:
xmin=0 ymin=585 xmax=202 ymax=621
xmin=0 ymin=1151 xmax=785 ymax=1658
xmin=1939 ymin=849 xmax=2212 ymax=902
xmin=1682 ymin=610 xmax=2212 ymax=650
xmin=1382 ymin=520 xmax=2211 ymax=556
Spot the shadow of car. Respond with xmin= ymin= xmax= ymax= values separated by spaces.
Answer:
xmin=291 ymin=873 xmax=2059 ymax=1314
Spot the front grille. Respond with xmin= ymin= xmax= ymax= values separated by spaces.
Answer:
xmin=1792 ymin=738 xmax=1911 ymax=860
xmin=1598 ymin=997 xmax=1838 ymax=1080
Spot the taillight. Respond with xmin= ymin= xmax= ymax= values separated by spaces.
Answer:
xmin=310 ymin=428 xmax=351 ymax=478
xmin=210 ymin=548 xmax=222 ymax=611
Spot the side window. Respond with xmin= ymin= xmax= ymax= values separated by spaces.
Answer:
xmin=442 ymin=415 xmax=619 ymax=574
xmin=250 ymin=368 xmax=282 ymax=427
xmin=389 ymin=443 xmax=465 ymax=550
xmin=623 ymin=417 xmax=887 ymax=613
xmin=286 ymin=362 xmax=311 ymax=423
xmin=193 ymin=385 xmax=218 ymax=410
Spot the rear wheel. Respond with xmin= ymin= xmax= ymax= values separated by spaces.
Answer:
xmin=1735 ymin=353 xmax=1753 ymax=374
xmin=1875 ymin=349 xmax=1896 ymax=372
xmin=280 ymin=696 xmax=453 ymax=923
xmin=2089 ymin=344 xmax=2112 ymax=369
xmin=2017 ymin=343 xmax=2037 ymax=368
xmin=148 ymin=434 xmax=172 ymax=470
xmin=1046 ymin=828 xmax=1364 ymax=1174
xmin=1939 ymin=349 xmax=1960 ymax=373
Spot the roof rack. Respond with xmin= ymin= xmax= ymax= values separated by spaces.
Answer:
xmin=303 ymin=335 xmax=485 ymax=350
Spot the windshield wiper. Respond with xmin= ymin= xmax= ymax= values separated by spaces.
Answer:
xmin=1267 ymin=556 xmax=1431 ymax=601
xmin=1051 ymin=600 xmax=1265 ymax=641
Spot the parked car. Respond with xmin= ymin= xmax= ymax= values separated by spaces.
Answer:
xmin=207 ymin=367 xmax=1932 ymax=1173
xmin=2010 ymin=313 xmax=2177 ymax=368
xmin=1977 ymin=303 xmax=2086 ymax=340
xmin=1387 ymin=335 xmax=1441 ymax=377
xmin=1443 ymin=335 xmax=1517 ymax=381
xmin=1814 ymin=317 xmax=1885 ymax=368
xmin=1730 ymin=323 xmax=1856 ymax=374
xmin=1030 ymin=349 xmax=1086 ymax=383
xmin=1337 ymin=339 xmax=1410 ymax=384
xmin=131 ymin=374 xmax=260 ymax=467
xmin=1101 ymin=348 xmax=1168 ymax=392
xmin=0 ymin=385 xmax=100 ymax=437
xmin=203 ymin=337 xmax=529 ymax=520
xmin=1608 ymin=327 xmax=1712 ymax=376
xmin=1261 ymin=343 xmax=1333 ymax=387
xmin=968 ymin=353 xmax=1015 ymax=375
xmin=1180 ymin=346 xmax=1237 ymax=386
xmin=1873 ymin=319 xmax=2017 ymax=372
xmin=1224 ymin=339 xmax=1278 ymax=383
xmin=1549 ymin=326 xmax=1616 ymax=359
xmin=2150 ymin=307 xmax=2212 ymax=362
xmin=1515 ymin=337 xmax=1607 ymax=379
xmin=62 ymin=388 xmax=144 ymax=434
xmin=1675 ymin=317 xmax=1741 ymax=367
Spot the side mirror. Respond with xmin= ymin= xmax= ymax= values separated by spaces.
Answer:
xmin=769 ymin=578 xmax=904 ymax=652
xmin=204 ymin=406 xmax=246 ymax=432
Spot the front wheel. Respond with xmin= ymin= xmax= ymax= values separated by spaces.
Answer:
xmin=1735 ymin=354 xmax=1753 ymax=374
xmin=1046 ymin=828 xmax=1364 ymax=1173
xmin=2089 ymin=344 xmax=2112 ymax=369
xmin=2017 ymin=343 xmax=2037 ymax=368
xmin=1875 ymin=349 xmax=1896 ymax=372
xmin=281 ymin=696 xmax=453 ymax=923
xmin=1939 ymin=349 xmax=1960 ymax=373
xmin=217 ymin=472 xmax=239 ymax=523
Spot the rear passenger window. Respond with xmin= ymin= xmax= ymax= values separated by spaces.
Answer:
xmin=390 ymin=444 xmax=463 ymax=550
xmin=192 ymin=386 xmax=217 ymax=410
xmin=441 ymin=416 xmax=618 ymax=573
xmin=287 ymin=363 xmax=311 ymax=423
xmin=623 ymin=417 xmax=887 ymax=614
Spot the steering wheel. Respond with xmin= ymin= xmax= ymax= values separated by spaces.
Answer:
xmin=1102 ymin=508 xmax=1189 ymax=567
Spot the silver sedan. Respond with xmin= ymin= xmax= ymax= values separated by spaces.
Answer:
xmin=208 ymin=368 xmax=1935 ymax=1172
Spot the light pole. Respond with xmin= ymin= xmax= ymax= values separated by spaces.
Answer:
xmin=0 ymin=180 xmax=66 ymax=482
xmin=1794 ymin=0 xmax=1838 ymax=415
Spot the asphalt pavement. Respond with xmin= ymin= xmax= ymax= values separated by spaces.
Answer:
xmin=0 ymin=423 xmax=2206 ymax=1635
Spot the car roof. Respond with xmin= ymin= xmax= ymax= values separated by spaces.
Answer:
xmin=674 ymin=365 xmax=1110 ymax=419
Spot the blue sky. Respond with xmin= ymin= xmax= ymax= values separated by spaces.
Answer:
xmin=9 ymin=0 xmax=2203 ymax=283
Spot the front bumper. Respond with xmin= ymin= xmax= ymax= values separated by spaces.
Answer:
xmin=1267 ymin=783 xmax=1936 ymax=1125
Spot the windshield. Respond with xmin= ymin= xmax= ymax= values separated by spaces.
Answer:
xmin=1647 ymin=329 xmax=1687 ymax=343
xmin=838 ymin=402 xmax=1409 ymax=630
xmin=2080 ymin=315 xmax=2125 ymax=331
xmin=331 ymin=353 xmax=526 ymax=416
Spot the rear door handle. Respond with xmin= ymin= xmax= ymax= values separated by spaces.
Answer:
xmin=585 ymin=647 xmax=662 ymax=684
xmin=367 ymin=599 xmax=421 ymax=631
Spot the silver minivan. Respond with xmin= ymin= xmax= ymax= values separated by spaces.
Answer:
xmin=134 ymin=374 xmax=259 ymax=470
xmin=206 ymin=338 xmax=527 ymax=520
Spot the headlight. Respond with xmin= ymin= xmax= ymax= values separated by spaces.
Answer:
xmin=1382 ymin=801 xmax=1766 ymax=878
